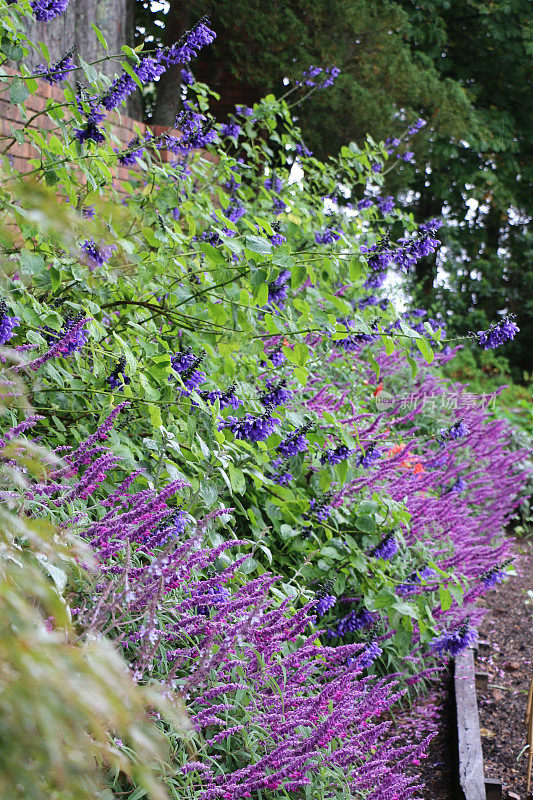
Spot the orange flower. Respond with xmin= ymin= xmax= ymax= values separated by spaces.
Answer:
xmin=388 ymin=444 xmax=405 ymax=457
xmin=372 ymin=382 xmax=384 ymax=397
xmin=413 ymin=462 xmax=425 ymax=475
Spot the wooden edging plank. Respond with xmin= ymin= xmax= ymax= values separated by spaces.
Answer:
xmin=455 ymin=647 xmax=486 ymax=800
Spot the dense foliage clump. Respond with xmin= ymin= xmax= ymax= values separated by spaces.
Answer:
xmin=0 ymin=4 xmax=529 ymax=799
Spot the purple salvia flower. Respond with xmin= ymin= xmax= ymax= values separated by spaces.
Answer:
xmin=270 ymin=458 xmax=292 ymax=486
xmin=269 ymin=348 xmax=286 ymax=367
xmin=315 ymin=594 xmax=336 ymax=617
xmin=108 ymin=357 xmax=130 ymax=391
xmin=321 ymin=444 xmax=353 ymax=465
xmin=31 ymin=0 xmax=68 ymax=21
xmin=315 ymin=228 xmax=341 ymax=245
xmin=0 ymin=301 xmax=21 ymax=345
xmin=219 ymin=413 xmax=280 ymax=443
xmin=430 ymin=622 xmax=477 ymax=657
xmin=264 ymin=175 xmax=283 ymax=193
xmin=477 ymin=316 xmax=519 ymax=349
xmin=277 ymin=429 xmax=308 ymax=459
xmin=220 ymin=121 xmax=241 ymax=139
xmin=260 ymin=379 xmax=293 ymax=408
xmin=81 ymin=238 xmax=116 ymax=269
xmin=35 ymin=49 xmax=75 ymax=83
xmin=370 ymin=532 xmax=398 ymax=561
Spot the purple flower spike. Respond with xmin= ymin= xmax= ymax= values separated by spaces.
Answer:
xmin=260 ymin=379 xmax=293 ymax=409
xmin=31 ymin=0 xmax=69 ymax=21
xmin=370 ymin=532 xmax=398 ymax=561
xmin=219 ymin=413 xmax=280 ymax=442
xmin=0 ymin=301 xmax=21 ymax=345
xmin=477 ymin=316 xmax=519 ymax=350
xmin=269 ymin=348 xmax=286 ymax=367
xmin=315 ymin=594 xmax=336 ymax=617
xmin=321 ymin=444 xmax=353 ymax=465
xmin=35 ymin=50 xmax=75 ymax=84
xmin=430 ymin=622 xmax=477 ymax=657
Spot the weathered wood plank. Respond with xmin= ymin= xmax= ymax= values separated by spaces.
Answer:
xmin=455 ymin=647 xmax=486 ymax=800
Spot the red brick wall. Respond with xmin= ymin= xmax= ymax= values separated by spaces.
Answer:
xmin=0 ymin=69 xmax=179 ymax=185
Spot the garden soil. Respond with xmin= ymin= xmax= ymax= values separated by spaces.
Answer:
xmin=476 ymin=535 xmax=533 ymax=799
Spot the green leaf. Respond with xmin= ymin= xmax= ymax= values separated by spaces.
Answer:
xmin=355 ymin=515 xmax=376 ymax=533
xmin=90 ymin=23 xmax=109 ymax=50
xmin=147 ymin=404 xmax=162 ymax=429
xmin=244 ymin=235 xmax=272 ymax=255
xmin=122 ymin=61 xmax=143 ymax=90
xmin=449 ymin=585 xmax=464 ymax=607
xmin=348 ymin=259 xmax=363 ymax=281
xmin=78 ymin=57 xmax=99 ymax=85
xmin=415 ymin=337 xmax=434 ymax=364
xmin=10 ymin=77 xmax=29 ymax=105
xmin=253 ymin=282 xmax=268 ymax=307
xmin=366 ymin=352 xmax=380 ymax=379
xmin=405 ymin=352 xmax=418 ymax=378
xmin=199 ymin=242 xmax=226 ymax=266
xmin=228 ymin=463 xmax=246 ymax=494
xmin=320 ymin=546 xmax=341 ymax=559
xmin=439 ymin=587 xmax=452 ymax=612
xmin=19 ymin=250 xmax=45 ymax=275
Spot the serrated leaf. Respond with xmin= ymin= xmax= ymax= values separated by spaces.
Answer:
xmin=10 ymin=77 xmax=29 ymax=105
xmin=245 ymin=235 xmax=272 ymax=255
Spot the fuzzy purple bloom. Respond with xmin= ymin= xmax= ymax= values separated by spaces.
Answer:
xmin=108 ymin=357 xmax=130 ymax=391
xmin=81 ymin=238 xmax=116 ymax=269
xmin=270 ymin=458 xmax=292 ymax=486
xmin=269 ymin=348 xmax=286 ymax=367
xmin=264 ymin=175 xmax=283 ymax=193
xmin=277 ymin=430 xmax=308 ymax=459
xmin=201 ymin=386 xmax=240 ymax=410
xmin=315 ymin=228 xmax=341 ymax=245
xmin=315 ymin=594 xmax=336 ymax=617
xmin=220 ymin=121 xmax=241 ymax=139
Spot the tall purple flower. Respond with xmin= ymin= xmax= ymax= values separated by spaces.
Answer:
xmin=201 ymin=385 xmax=240 ymax=410
xmin=220 ymin=121 xmax=241 ymax=139
xmin=269 ymin=348 xmax=285 ymax=367
xmin=270 ymin=457 xmax=292 ymax=485
xmin=81 ymin=238 xmax=116 ymax=269
xmin=315 ymin=228 xmax=341 ymax=245
xmin=108 ymin=357 xmax=130 ymax=391
xmin=277 ymin=428 xmax=308 ymax=458
xmin=315 ymin=594 xmax=336 ymax=617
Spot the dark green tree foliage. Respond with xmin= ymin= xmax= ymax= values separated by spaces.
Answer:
xmin=143 ymin=0 xmax=531 ymax=378
xmin=396 ymin=0 xmax=533 ymax=379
